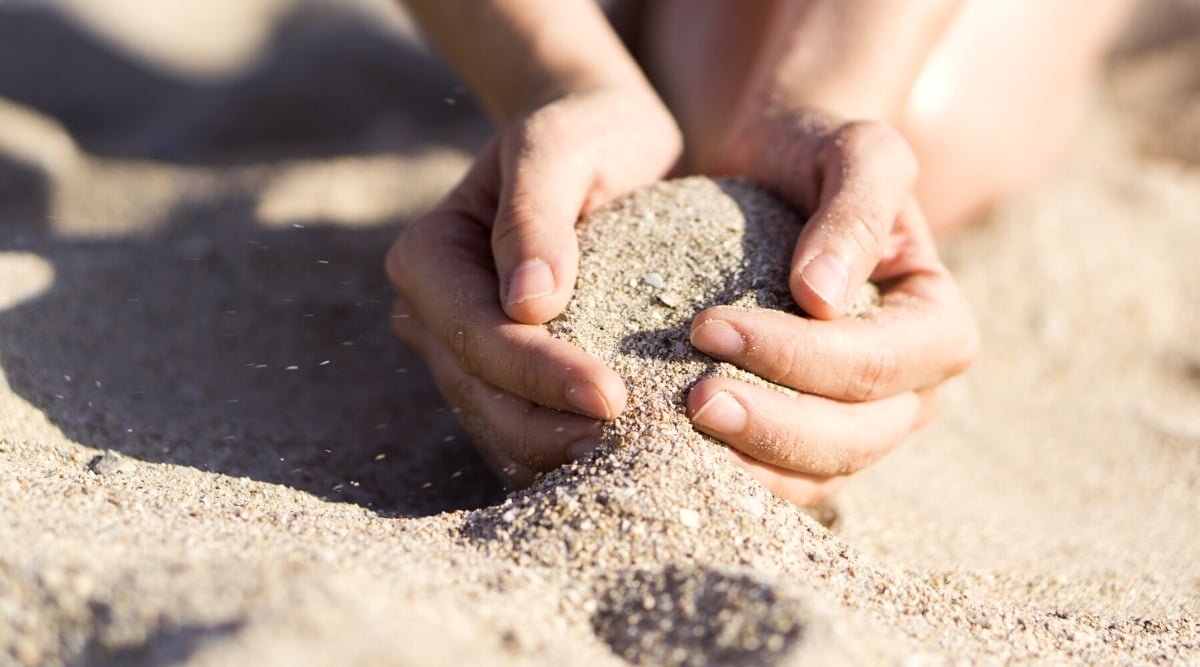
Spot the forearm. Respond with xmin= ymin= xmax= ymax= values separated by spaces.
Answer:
xmin=402 ymin=0 xmax=651 ymax=124
xmin=752 ymin=0 xmax=963 ymax=120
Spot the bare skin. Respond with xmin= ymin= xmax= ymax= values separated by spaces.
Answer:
xmin=387 ymin=0 xmax=1130 ymax=504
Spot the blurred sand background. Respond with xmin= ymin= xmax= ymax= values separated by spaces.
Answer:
xmin=0 ymin=0 xmax=1198 ymax=664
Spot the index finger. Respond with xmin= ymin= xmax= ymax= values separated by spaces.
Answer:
xmin=387 ymin=208 xmax=627 ymax=421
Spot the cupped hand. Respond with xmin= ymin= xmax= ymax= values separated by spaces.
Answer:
xmin=385 ymin=87 xmax=681 ymax=486
xmin=687 ymin=109 xmax=979 ymax=505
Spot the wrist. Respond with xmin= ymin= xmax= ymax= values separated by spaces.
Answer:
xmin=408 ymin=0 xmax=654 ymax=127
xmin=505 ymin=84 xmax=683 ymax=180
xmin=512 ymin=69 xmax=659 ymax=126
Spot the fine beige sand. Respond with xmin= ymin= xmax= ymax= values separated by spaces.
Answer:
xmin=1 ymin=1 xmax=1199 ymax=665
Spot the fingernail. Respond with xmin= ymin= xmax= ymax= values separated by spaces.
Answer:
xmin=800 ymin=253 xmax=849 ymax=310
xmin=690 ymin=391 xmax=747 ymax=435
xmin=567 ymin=438 xmax=601 ymax=461
xmin=565 ymin=380 xmax=613 ymax=420
xmin=690 ymin=320 xmax=744 ymax=358
xmin=507 ymin=257 xmax=555 ymax=306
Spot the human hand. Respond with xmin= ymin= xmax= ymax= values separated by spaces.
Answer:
xmin=686 ymin=110 xmax=979 ymax=505
xmin=385 ymin=87 xmax=681 ymax=486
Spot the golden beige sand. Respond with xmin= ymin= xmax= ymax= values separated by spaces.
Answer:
xmin=0 ymin=1 xmax=1198 ymax=665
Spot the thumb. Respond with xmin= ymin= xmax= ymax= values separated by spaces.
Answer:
xmin=492 ymin=116 xmax=600 ymax=325
xmin=789 ymin=121 xmax=917 ymax=319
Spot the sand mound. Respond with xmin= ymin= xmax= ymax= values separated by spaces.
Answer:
xmin=452 ymin=178 xmax=1198 ymax=665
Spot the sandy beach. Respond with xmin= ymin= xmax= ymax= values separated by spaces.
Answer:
xmin=1 ymin=1 xmax=1198 ymax=665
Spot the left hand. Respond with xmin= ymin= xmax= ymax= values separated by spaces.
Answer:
xmin=386 ymin=86 xmax=681 ymax=487
xmin=686 ymin=109 xmax=979 ymax=505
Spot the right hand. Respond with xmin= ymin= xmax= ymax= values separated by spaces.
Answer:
xmin=685 ymin=108 xmax=979 ymax=506
xmin=385 ymin=87 xmax=681 ymax=486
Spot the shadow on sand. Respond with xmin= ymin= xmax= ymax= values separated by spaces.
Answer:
xmin=0 ymin=2 xmax=505 ymax=517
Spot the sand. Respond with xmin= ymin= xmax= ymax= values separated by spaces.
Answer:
xmin=1 ymin=0 xmax=1199 ymax=665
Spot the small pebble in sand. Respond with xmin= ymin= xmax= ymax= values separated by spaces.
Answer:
xmin=88 ymin=450 xmax=133 ymax=476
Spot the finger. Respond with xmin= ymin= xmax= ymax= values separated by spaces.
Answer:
xmin=869 ymin=199 xmax=944 ymax=282
xmin=393 ymin=295 xmax=528 ymax=484
xmin=452 ymin=379 xmax=604 ymax=474
xmin=789 ymin=121 xmax=918 ymax=318
xmin=686 ymin=377 xmax=928 ymax=476
xmin=386 ymin=211 xmax=627 ymax=421
xmin=398 ymin=298 xmax=605 ymax=476
xmin=478 ymin=442 xmax=537 ymax=490
xmin=689 ymin=269 xmax=975 ymax=402
xmin=492 ymin=110 xmax=596 ymax=325
xmin=727 ymin=449 xmax=849 ymax=507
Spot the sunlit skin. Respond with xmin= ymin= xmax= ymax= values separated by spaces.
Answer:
xmin=386 ymin=0 xmax=1132 ymax=505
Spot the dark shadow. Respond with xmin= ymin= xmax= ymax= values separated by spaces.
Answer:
xmin=0 ymin=156 xmax=504 ymax=516
xmin=591 ymin=564 xmax=805 ymax=667
xmin=1112 ymin=0 xmax=1200 ymax=61
xmin=176 ymin=3 xmax=492 ymax=163
xmin=0 ymin=6 xmax=195 ymax=160
xmin=0 ymin=2 xmax=507 ymax=516
xmin=1108 ymin=0 xmax=1200 ymax=164
xmin=0 ymin=155 xmax=49 ymax=231
xmin=0 ymin=2 xmax=491 ymax=164
xmin=77 ymin=604 xmax=242 ymax=667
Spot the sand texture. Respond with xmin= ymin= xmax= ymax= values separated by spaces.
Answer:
xmin=1 ymin=1 xmax=1199 ymax=665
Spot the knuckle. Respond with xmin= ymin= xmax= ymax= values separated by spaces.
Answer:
xmin=493 ymin=195 xmax=540 ymax=251
xmin=837 ymin=120 xmax=918 ymax=181
xmin=764 ymin=334 xmax=806 ymax=387
xmin=508 ymin=348 xmax=549 ymax=406
xmin=839 ymin=441 xmax=881 ymax=476
xmin=843 ymin=205 xmax=889 ymax=259
xmin=520 ymin=105 xmax=564 ymax=140
xmin=510 ymin=416 xmax=555 ymax=473
xmin=446 ymin=318 xmax=482 ymax=378
xmin=829 ymin=121 xmax=881 ymax=160
xmin=835 ymin=119 xmax=880 ymax=146
xmin=838 ymin=120 xmax=906 ymax=154
xmin=749 ymin=427 xmax=792 ymax=467
xmin=507 ymin=424 xmax=539 ymax=470
xmin=792 ymin=438 xmax=865 ymax=478
xmin=748 ymin=416 xmax=829 ymax=477
xmin=845 ymin=344 xmax=899 ymax=402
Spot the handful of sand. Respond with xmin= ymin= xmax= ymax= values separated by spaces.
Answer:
xmin=548 ymin=176 xmax=877 ymax=450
